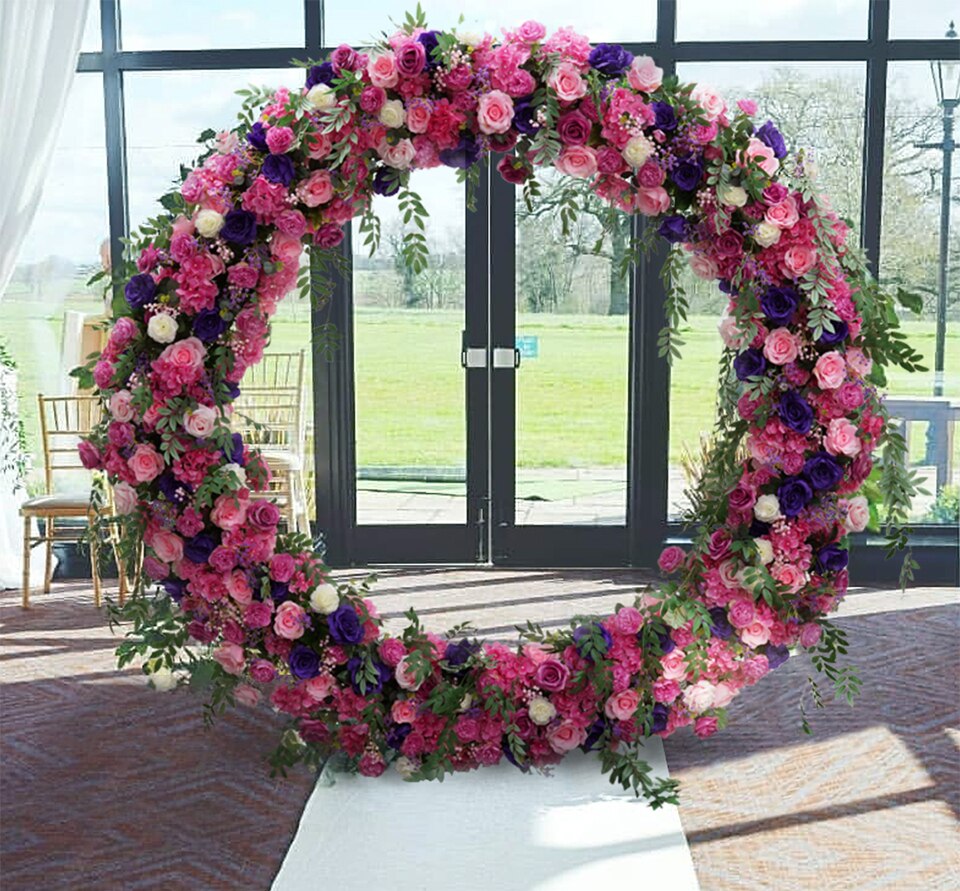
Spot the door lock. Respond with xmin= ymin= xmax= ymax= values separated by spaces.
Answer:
xmin=493 ymin=347 xmax=520 ymax=368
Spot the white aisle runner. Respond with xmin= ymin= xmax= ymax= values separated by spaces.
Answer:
xmin=273 ymin=740 xmax=700 ymax=891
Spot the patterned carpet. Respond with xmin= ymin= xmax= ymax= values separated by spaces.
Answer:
xmin=1 ymin=573 xmax=957 ymax=890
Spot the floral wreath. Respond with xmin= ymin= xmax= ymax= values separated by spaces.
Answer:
xmin=77 ymin=9 xmax=925 ymax=806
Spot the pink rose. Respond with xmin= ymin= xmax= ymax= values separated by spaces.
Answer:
xmin=772 ymin=563 xmax=806 ymax=593
xmin=683 ymin=679 xmax=716 ymax=712
xmin=689 ymin=253 xmax=719 ymax=280
xmin=395 ymin=656 xmax=424 ymax=691
xmin=234 ymin=684 xmax=261 ymax=707
xmin=128 ymin=444 xmax=164 ymax=483
xmin=763 ymin=327 xmax=800 ymax=365
xmin=737 ymin=98 xmax=758 ymax=116
xmin=227 ymin=262 xmax=259 ymax=289
xmin=208 ymin=545 xmax=238 ymax=573
xmin=783 ymin=244 xmax=817 ymax=277
xmin=533 ymin=659 xmax=570 ymax=692
xmin=799 ymin=622 xmax=822 ymax=648
xmin=109 ymin=316 xmax=139 ymax=348
xmin=378 ymin=637 xmax=406 ymax=667
xmin=694 ymin=716 xmax=719 ymax=739
xmin=555 ymin=145 xmax=597 ymax=179
xmin=836 ymin=381 xmax=864 ymax=410
xmin=728 ymin=599 xmax=756 ymax=628
xmin=628 ymin=55 xmax=663 ymax=93
xmin=517 ymin=20 xmax=547 ymax=42
xmin=636 ymin=186 xmax=670 ymax=216
xmin=391 ymin=700 xmax=417 ymax=724
xmin=660 ymin=649 xmax=687 ymax=680
xmin=213 ymin=642 xmax=246 ymax=675
xmin=226 ymin=569 xmax=253 ymax=604
xmin=405 ymin=101 xmax=431 ymax=133
xmin=546 ymin=720 xmax=587 ymax=754
xmin=843 ymin=495 xmax=870 ymax=533
xmin=548 ymin=63 xmax=587 ymax=102
xmin=395 ymin=39 xmax=426 ymax=77
xmin=380 ymin=138 xmax=416 ymax=169
xmin=652 ymin=677 xmax=680 ymax=703
xmin=269 ymin=553 xmax=296 ymax=582
xmin=150 ymin=529 xmax=183 ymax=563
xmin=245 ymin=601 xmax=273 ymax=629
xmin=824 ymin=417 xmax=861 ymax=457
xmin=249 ymin=659 xmax=276 ymax=683
xmin=158 ymin=336 xmax=206 ymax=374
xmin=304 ymin=673 xmax=335 ymax=701
xmin=477 ymin=90 xmax=514 ymax=135
xmin=265 ymin=125 xmax=294 ymax=154
xmin=658 ymin=546 xmax=685 ymax=573
xmin=743 ymin=136 xmax=778 ymax=175
xmin=813 ymin=351 xmax=846 ymax=389
xmin=273 ymin=600 xmax=306 ymax=640
xmin=297 ymin=170 xmax=334 ymax=208
xmin=367 ymin=53 xmax=399 ymax=88
xmin=739 ymin=621 xmax=772 ymax=647
xmin=613 ymin=606 xmax=642 ymax=635
xmin=113 ymin=481 xmax=138 ymax=515
xmin=764 ymin=197 xmax=799 ymax=230
xmin=845 ymin=347 xmax=872 ymax=377
xmin=248 ymin=500 xmax=280 ymax=530
xmin=93 ymin=361 xmax=115 ymax=389
xmin=636 ymin=161 xmax=665 ymax=188
xmin=359 ymin=85 xmax=385 ymax=114
xmin=604 ymin=689 xmax=640 ymax=721
xmin=276 ymin=209 xmax=307 ymax=239
xmin=691 ymin=84 xmax=727 ymax=120
xmin=210 ymin=490 xmax=249 ymax=530
xmin=183 ymin=404 xmax=217 ymax=438
xmin=109 ymin=389 xmax=135 ymax=422
xmin=143 ymin=556 xmax=168 ymax=580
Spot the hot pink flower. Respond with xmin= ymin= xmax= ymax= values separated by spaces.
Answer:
xmin=658 ymin=546 xmax=685 ymax=573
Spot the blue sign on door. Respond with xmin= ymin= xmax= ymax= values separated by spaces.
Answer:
xmin=515 ymin=335 xmax=539 ymax=359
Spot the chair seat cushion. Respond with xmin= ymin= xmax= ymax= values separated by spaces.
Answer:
xmin=20 ymin=494 xmax=91 ymax=516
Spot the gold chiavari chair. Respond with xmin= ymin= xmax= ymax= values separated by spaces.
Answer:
xmin=19 ymin=395 xmax=125 ymax=608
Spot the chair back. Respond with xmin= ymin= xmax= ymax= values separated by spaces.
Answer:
xmin=37 ymin=394 xmax=103 ymax=494
xmin=233 ymin=352 xmax=306 ymax=455
xmin=241 ymin=351 xmax=305 ymax=391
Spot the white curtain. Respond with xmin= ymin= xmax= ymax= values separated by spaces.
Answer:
xmin=0 ymin=0 xmax=90 ymax=297
xmin=0 ymin=0 xmax=89 ymax=588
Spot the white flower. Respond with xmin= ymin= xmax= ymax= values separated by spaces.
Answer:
xmin=456 ymin=29 xmax=482 ymax=46
xmin=754 ymin=494 xmax=782 ymax=523
xmin=718 ymin=184 xmax=748 ymax=207
xmin=222 ymin=462 xmax=247 ymax=487
xmin=148 ymin=666 xmax=177 ymax=692
xmin=528 ymin=696 xmax=557 ymax=726
xmin=682 ymin=679 xmax=717 ymax=712
xmin=753 ymin=221 xmax=782 ymax=248
xmin=622 ymin=134 xmax=654 ymax=168
xmin=378 ymin=99 xmax=406 ymax=129
xmin=755 ymin=538 xmax=775 ymax=564
xmin=195 ymin=209 xmax=224 ymax=238
xmin=146 ymin=313 xmax=177 ymax=344
xmin=309 ymin=583 xmax=340 ymax=615
xmin=305 ymin=84 xmax=336 ymax=110
xmin=394 ymin=756 xmax=418 ymax=779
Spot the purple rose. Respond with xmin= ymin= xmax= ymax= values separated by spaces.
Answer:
xmin=573 ymin=622 xmax=612 ymax=660
xmin=778 ymin=389 xmax=814 ymax=434
xmin=184 ymin=533 xmax=217 ymax=564
xmin=372 ymin=167 xmax=401 ymax=196
xmin=327 ymin=603 xmax=364 ymax=645
xmin=124 ymin=273 xmax=156 ymax=310
xmin=261 ymin=154 xmax=294 ymax=186
xmin=557 ymin=110 xmax=592 ymax=146
xmin=651 ymin=101 xmax=677 ymax=131
xmin=192 ymin=308 xmax=228 ymax=343
xmin=439 ymin=135 xmax=481 ymax=169
xmin=533 ymin=659 xmax=570 ymax=692
xmin=818 ymin=320 xmax=849 ymax=346
xmin=803 ymin=452 xmax=843 ymax=491
xmin=157 ymin=471 xmax=190 ymax=504
xmin=765 ymin=644 xmax=790 ymax=670
xmin=395 ymin=41 xmax=426 ymax=77
xmin=670 ymin=156 xmax=703 ymax=192
xmin=305 ymin=62 xmax=335 ymax=88
xmin=417 ymin=30 xmax=441 ymax=68
xmin=588 ymin=43 xmax=634 ymax=77
xmin=163 ymin=577 xmax=185 ymax=602
xmin=756 ymin=120 xmax=787 ymax=159
xmin=512 ymin=96 xmax=540 ymax=136
xmin=777 ymin=476 xmax=813 ymax=518
xmin=734 ymin=348 xmax=766 ymax=381
xmin=650 ymin=703 xmax=669 ymax=733
xmin=760 ymin=286 xmax=799 ymax=326
xmin=221 ymin=210 xmax=258 ymax=245
xmin=222 ymin=431 xmax=243 ymax=464
xmin=816 ymin=544 xmax=849 ymax=574
xmin=708 ymin=607 xmax=732 ymax=639
xmin=246 ymin=121 xmax=269 ymax=152
xmin=248 ymin=500 xmax=281 ymax=530
xmin=444 ymin=638 xmax=479 ymax=669
xmin=289 ymin=644 xmax=321 ymax=680
xmin=386 ymin=722 xmax=412 ymax=750
xmin=658 ymin=215 xmax=690 ymax=244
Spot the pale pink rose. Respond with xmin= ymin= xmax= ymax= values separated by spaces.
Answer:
xmin=234 ymin=684 xmax=261 ymax=707
xmin=739 ymin=621 xmax=772 ymax=647
xmin=846 ymin=347 xmax=872 ymax=377
xmin=718 ymin=559 xmax=740 ymax=589
xmin=743 ymin=136 xmax=778 ymax=176
xmin=763 ymin=327 xmax=800 ymax=365
xmin=213 ymin=642 xmax=245 ymax=675
xmin=183 ymin=404 xmax=217 ymax=438
xmin=150 ymin=529 xmax=183 ymax=564
xmin=689 ymin=253 xmax=719 ymax=280
xmin=814 ymin=351 xmax=846 ymax=389
xmin=306 ymin=131 xmax=333 ymax=160
xmin=109 ymin=389 xmax=134 ymax=422
xmin=395 ymin=656 xmax=424 ymax=691
xmin=604 ymin=689 xmax=640 ymax=721
xmin=555 ymin=145 xmax=597 ymax=179
xmin=627 ymin=55 xmax=662 ymax=93
xmin=273 ymin=600 xmax=306 ymax=640
xmin=304 ymin=673 xmax=335 ymax=701
xmin=658 ymin=545 xmax=685 ymax=573
xmin=367 ymin=53 xmax=399 ymax=88
xmin=711 ymin=681 xmax=737 ymax=708
xmin=799 ymin=622 xmax=822 ymax=648
xmin=764 ymin=197 xmax=799 ymax=230
xmin=719 ymin=313 xmax=745 ymax=349
xmin=113 ymin=481 xmax=138 ymax=515
xmin=772 ymin=563 xmax=806 ymax=593
xmin=691 ymin=84 xmax=726 ymax=120
xmin=158 ymin=336 xmax=206 ymax=374
xmin=652 ymin=677 xmax=680 ymax=703
xmin=548 ymin=63 xmax=587 ymax=102
xmin=682 ymin=679 xmax=716 ymax=712
xmin=844 ymin=495 xmax=870 ymax=533
xmin=660 ymin=649 xmax=688 ymax=680
xmin=128 ymin=444 xmax=164 ymax=483
xmin=391 ymin=700 xmax=417 ymax=724
xmin=210 ymin=490 xmax=249 ymax=530
xmin=546 ymin=720 xmax=587 ymax=754
xmin=824 ymin=417 xmax=861 ymax=457
xmin=265 ymin=125 xmax=294 ymax=154
xmin=635 ymin=186 xmax=670 ymax=216
xmin=477 ymin=90 xmax=514 ymax=134
xmin=405 ymin=102 xmax=431 ymax=133
xmin=380 ymin=138 xmax=416 ymax=169
xmin=783 ymin=245 xmax=817 ymax=277
xmin=271 ymin=232 xmax=303 ymax=264
xmin=613 ymin=606 xmax=642 ymax=635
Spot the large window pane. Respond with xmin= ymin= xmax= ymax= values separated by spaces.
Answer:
xmin=120 ymin=0 xmax=305 ymax=50
xmin=880 ymin=62 xmax=959 ymax=525
xmin=81 ymin=0 xmax=100 ymax=52
xmin=889 ymin=3 xmax=956 ymax=39
xmin=353 ymin=170 xmax=466 ymax=525
xmin=676 ymin=0 xmax=868 ymax=41
xmin=667 ymin=62 xmax=866 ymax=519
xmin=1 ymin=74 xmax=108 ymax=491
xmin=325 ymin=0 xmax=656 ymax=47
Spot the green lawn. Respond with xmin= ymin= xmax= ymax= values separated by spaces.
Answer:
xmin=4 ymin=293 xmax=957 ymax=482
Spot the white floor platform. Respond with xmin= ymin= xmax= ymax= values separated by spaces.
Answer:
xmin=272 ymin=740 xmax=700 ymax=891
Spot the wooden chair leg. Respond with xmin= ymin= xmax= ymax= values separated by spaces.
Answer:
xmin=22 ymin=516 xmax=32 ymax=609
xmin=89 ymin=508 xmax=102 ymax=608
xmin=44 ymin=517 xmax=55 ymax=593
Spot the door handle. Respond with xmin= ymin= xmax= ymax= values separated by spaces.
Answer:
xmin=493 ymin=347 xmax=520 ymax=369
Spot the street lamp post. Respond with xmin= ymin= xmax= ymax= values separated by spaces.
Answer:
xmin=916 ymin=22 xmax=960 ymax=397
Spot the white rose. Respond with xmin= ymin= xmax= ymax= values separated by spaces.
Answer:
xmin=456 ymin=29 xmax=482 ymax=46
xmin=148 ymin=666 xmax=177 ymax=692
xmin=528 ymin=696 xmax=557 ymax=726
xmin=753 ymin=221 xmax=782 ymax=248
xmin=844 ymin=496 xmax=870 ymax=533
xmin=718 ymin=184 xmax=748 ymax=207
xmin=380 ymin=138 xmax=416 ymax=169
xmin=195 ymin=209 xmax=224 ymax=238
xmin=754 ymin=494 xmax=782 ymax=523
xmin=755 ymin=538 xmax=774 ymax=564
xmin=222 ymin=462 xmax=247 ymax=487
xmin=306 ymin=84 xmax=336 ymax=110
xmin=309 ymin=583 xmax=340 ymax=615
xmin=146 ymin=312 xmax=177 ymax=343
xmin=378 ymin=99 xmax=406 ymax=129
xmin=394 ymin=756 xmax=418 ymax=779
xmin=622 ymin=134 xmax=654 ymax=168
xmin=682 ymin=679 xmax=716 ymax=712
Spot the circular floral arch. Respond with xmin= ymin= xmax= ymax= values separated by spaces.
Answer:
xmin=78 ymin=13 xmax=923 ymax=805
